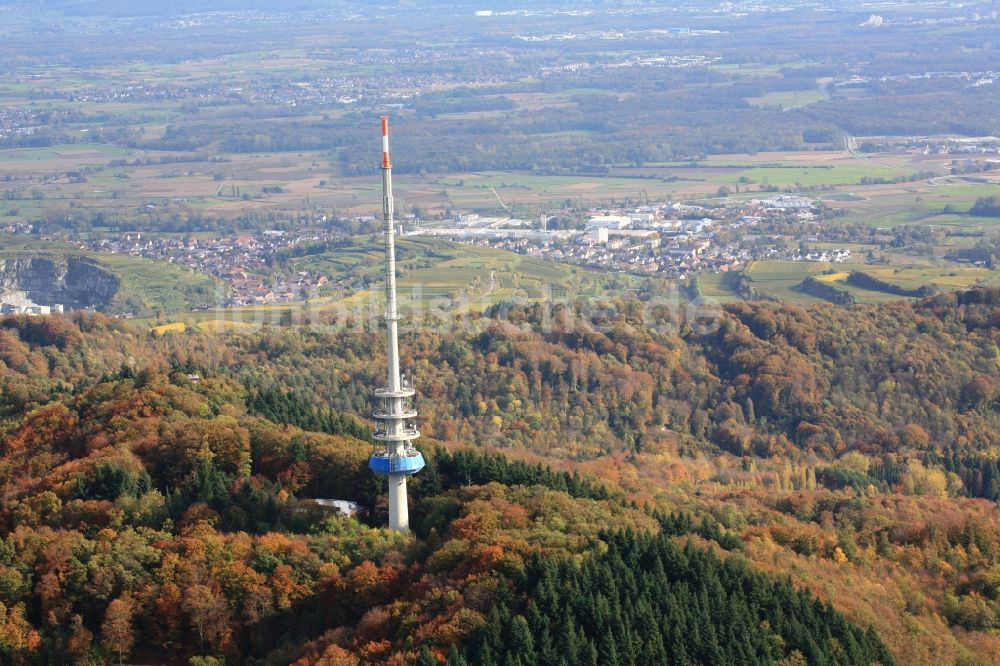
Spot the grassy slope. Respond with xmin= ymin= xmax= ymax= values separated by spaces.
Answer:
xmin=282 ymin=236 xmax=625 ymax=301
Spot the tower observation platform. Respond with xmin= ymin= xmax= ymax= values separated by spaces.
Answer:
xmin=368 ymin=116 xmax=424 ymax=532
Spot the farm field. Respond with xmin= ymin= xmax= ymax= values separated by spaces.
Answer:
xmin=742 ymin=261 xmax=850 ymax=305
xmin=833 ymin=177 xmax=1000 ymax=227
xmin=747 ymin=89 xmax=829 ymax=109
xmin=3 ymin=140 xmax=997 ymax=224
xmin=847 ymin=265 xmax=1000 ymax=291
xmin=695 ymin=272 xmax=743 ymax=304
xmin=743 ymin=260 xmax=1000 ymax=305
xmin=150 ymin=321 xmax=186 ymax=335
xmin=809 ymin=241 xmax=882 ymax=253
xmin=0 ymin=143 xmax=132 ymax=162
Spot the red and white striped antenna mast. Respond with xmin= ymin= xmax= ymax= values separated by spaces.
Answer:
xmin=382 ymin=116 xmax=391 ymax=169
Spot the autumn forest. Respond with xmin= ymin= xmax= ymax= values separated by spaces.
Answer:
xmin=0 ymin=288 xmax=998 ymax=664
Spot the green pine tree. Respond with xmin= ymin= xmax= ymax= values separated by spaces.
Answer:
xmin=416 ymin=645 xmax=438 ymax=666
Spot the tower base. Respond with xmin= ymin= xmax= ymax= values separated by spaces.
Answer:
xmin=388 ymin=473 xmax=409 ymax=532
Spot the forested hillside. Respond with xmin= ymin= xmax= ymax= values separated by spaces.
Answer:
xmin=1 ymin=291 xmax=1000 ymax=663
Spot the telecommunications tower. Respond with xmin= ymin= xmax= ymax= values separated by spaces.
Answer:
xmin=368 ymin=116 xmax=425 ymax=532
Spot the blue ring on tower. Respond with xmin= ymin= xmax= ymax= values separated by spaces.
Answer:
xmin=369 ymin=451 xmax=426 ymax=475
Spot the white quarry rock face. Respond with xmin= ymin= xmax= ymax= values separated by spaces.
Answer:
xmin=0 ymin=256 xmax=118 ymax=310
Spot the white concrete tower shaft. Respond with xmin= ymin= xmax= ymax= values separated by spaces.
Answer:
xmin=370 ymin=116 xmax=423 ymax=532
xmin=382 ymin=117 xmax=406 ymax=532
